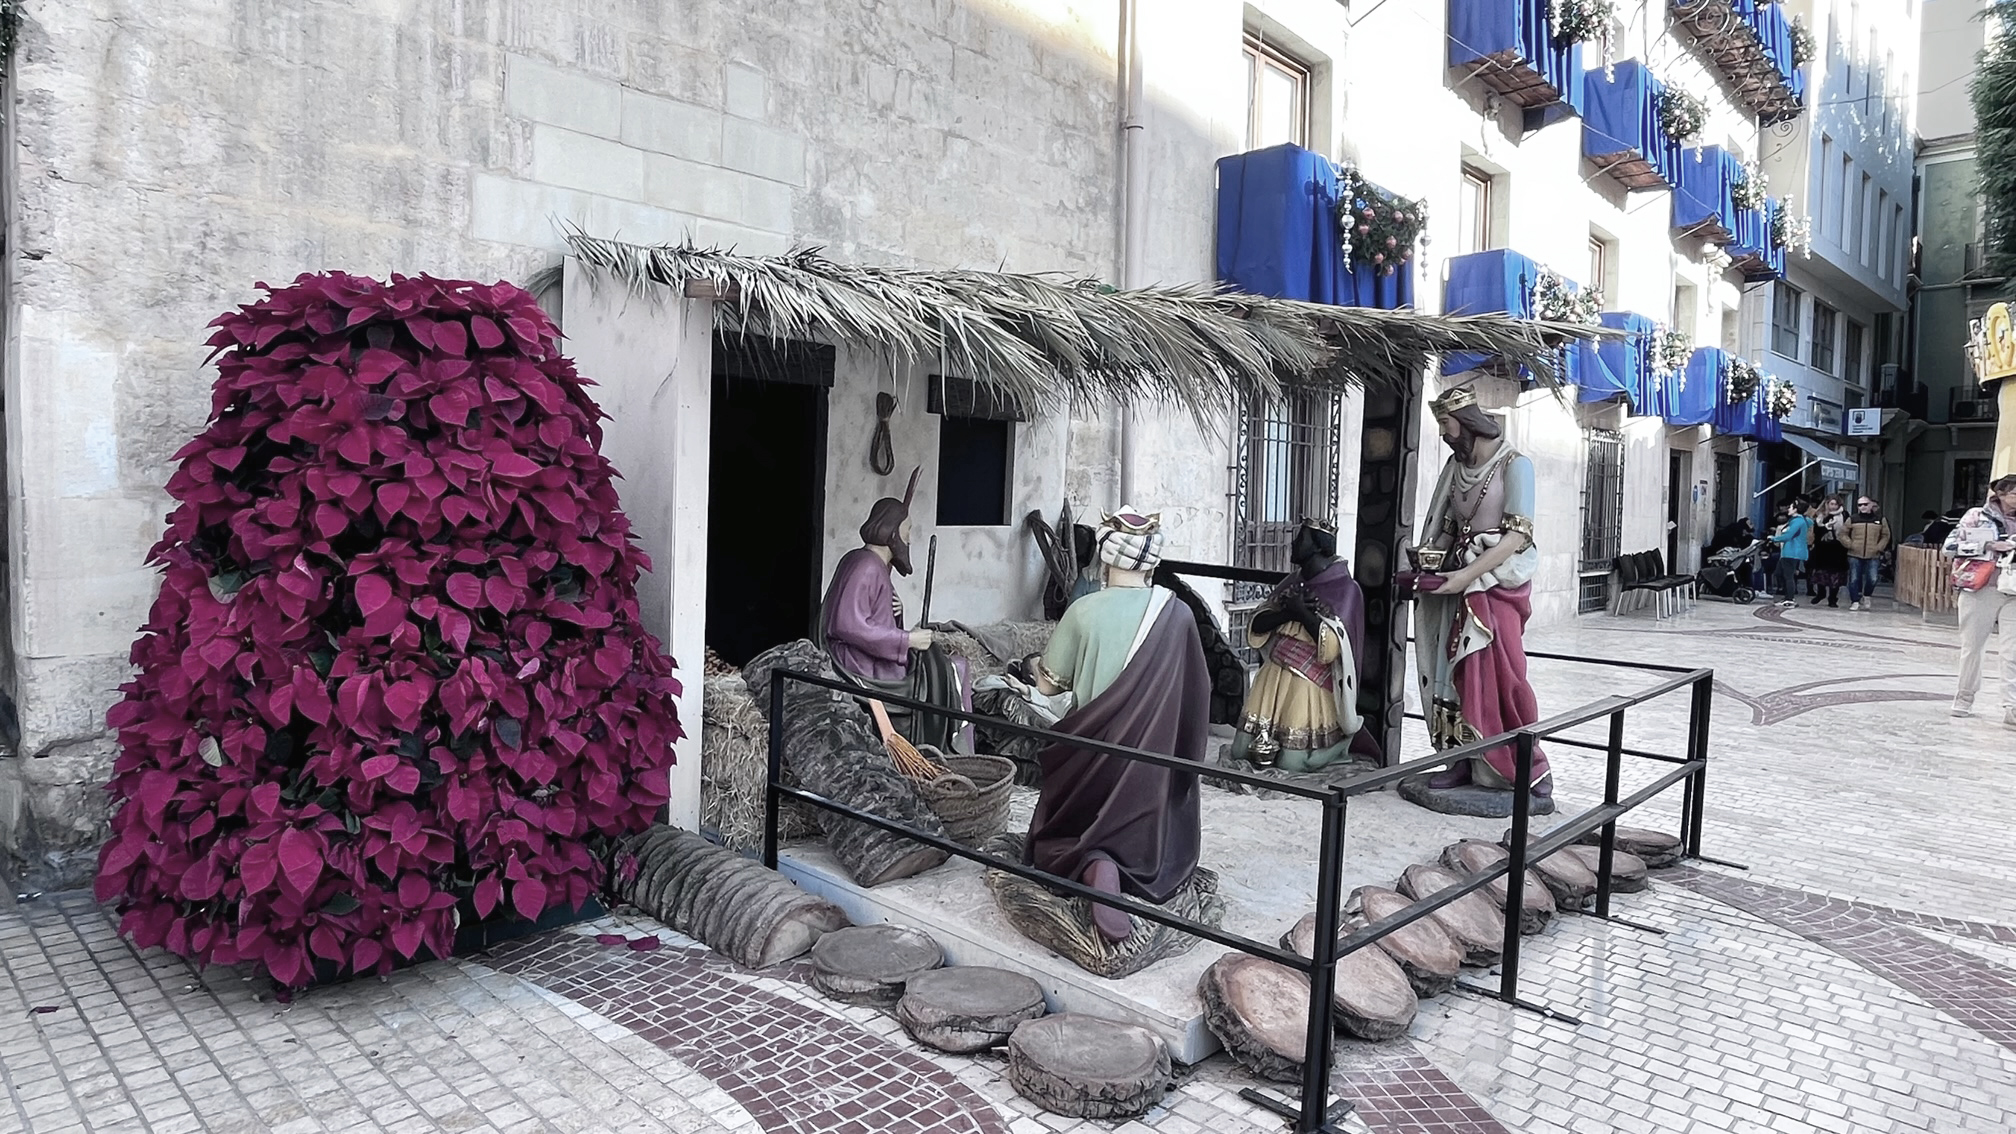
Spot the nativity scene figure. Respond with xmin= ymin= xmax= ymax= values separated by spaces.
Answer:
xmin=817 ymin=469 xmax=972 ymax=752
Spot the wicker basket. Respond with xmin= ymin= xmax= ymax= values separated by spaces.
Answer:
xmin=915 ymin=751 xmax=1017 ymax=847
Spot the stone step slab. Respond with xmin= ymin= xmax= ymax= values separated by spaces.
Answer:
xmin=1348 ymin=886 xmax=1464 ymax=998
xmin=1573 ymin=825 xmax=1683 ymax=868
xmin=1396 ymin=864 xmax=1506 ymax=966
xmin=1439 ymin=840 xmax=1553 ymax=935
xmin=1562 ymin=845 xmax=1650 ymax=893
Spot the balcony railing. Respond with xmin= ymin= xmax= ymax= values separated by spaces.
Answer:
xmin=1582 ymin=62 xmax=1686 ymax=192
xmin=1450 ymin=0 xmax=1586 ymax=128
xmin=1950 ymin=384 xmax=2002 ymax=423
xmin=1214 ymin=144 xmax=1416 ymax=311
xmin=1669 ymin=0 xmax=1806 ymax=125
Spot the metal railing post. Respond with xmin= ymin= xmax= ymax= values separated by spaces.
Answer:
xmin=1686 ymin=675 xmax=1712 ymax=859
xmin=762 ymin=673 xmax=787 ymax=871
xmin=1297 ymin=791 xmax=1346 ymax=1132
xmin=1499 ymin=731 xmax=1536 ymax=1004
xmin=1597 ymin=709 xmax=1624 ymax=920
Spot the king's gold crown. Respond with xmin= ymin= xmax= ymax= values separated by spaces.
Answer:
xmin=1429 ymin=385 xmax=1479 ymax=416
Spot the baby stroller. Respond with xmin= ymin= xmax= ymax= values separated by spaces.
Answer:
xmin=1696 ymin=540 xmax=1763 ymax=604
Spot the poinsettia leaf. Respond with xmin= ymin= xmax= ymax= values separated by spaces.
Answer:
xmin=510 ymin=876 xmax=548 ymax=921
xmin=473 ymin=874 xmax=502 ymax=919
xmin=275 ymin=828 xmax=323 ymax=900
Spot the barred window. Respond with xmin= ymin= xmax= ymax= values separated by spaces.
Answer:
xmin=1229 ymin=390 xmax=1341 ymax=661
xmin=1578 ymin=429 xmax=1625 ymax=615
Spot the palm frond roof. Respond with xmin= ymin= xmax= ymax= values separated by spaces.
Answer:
xmin=562 ymin=233 xmax=1598 ymax=421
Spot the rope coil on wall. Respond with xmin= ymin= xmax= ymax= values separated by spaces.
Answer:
xmin=871 ymin=391 xmax=897 ymax=476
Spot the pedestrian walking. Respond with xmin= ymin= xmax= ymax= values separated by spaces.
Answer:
xmin=1944 ymin=474 xmax=2016 ymax=727
xmin=1808 ymin=494 xmax=1850 ymax=607
xmin=1768 ymin=498 xmax=1813 ymax=606
xmin=1841 ymin=495 xmax=1892 ymax=610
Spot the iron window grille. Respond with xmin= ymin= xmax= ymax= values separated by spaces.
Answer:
xmin=1228 ymin=390 xmax=1342 ymax=664
xmin=1578 ymin=428 xmax=1625 ymax=614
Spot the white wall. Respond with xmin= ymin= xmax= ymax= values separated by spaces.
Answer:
xmin=1920 ymin=0 xmax=1987 ymax=141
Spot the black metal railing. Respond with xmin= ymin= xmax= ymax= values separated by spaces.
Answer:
xmin=761 ymin=649 xmax=1720 ymax=1134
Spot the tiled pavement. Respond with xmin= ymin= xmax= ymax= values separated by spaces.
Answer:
xmin=4 ymin=600 xmax=2015 ymax=1133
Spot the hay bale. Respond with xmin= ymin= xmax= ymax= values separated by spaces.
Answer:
xmin=700 ymin=674 xmax=820 ymax=853
xmin=933 ymin=621 xmax=1056 ymax=680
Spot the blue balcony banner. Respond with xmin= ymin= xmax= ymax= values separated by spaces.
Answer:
xmin=1673 ymin=145 xmax=1740 ymax=235
xmin=1668 ymin=347 xmax=1723 ymax=427
xmin=1442 ymin=248 xmax=1536 ymax=376
xmin=1751 ymin=0 xmax=1806 ymax=105
xmin=1595 ymin=312 xmax=1658 ymax=409
xmin=1582 ymin=62 xmax=1685 ymax=189
xmin=1215 ymin=145 xmax=1417 ymax=311
xmin=1727 ymin=196 xmax=1785 ymax=281
xmin=1441 ymin=248 xmax=1585 ymax=386
xmin=1215 ymin=144 xmax=1343 ymax=304
xmin=1449 ymin=0 xmax=1586 ymax=126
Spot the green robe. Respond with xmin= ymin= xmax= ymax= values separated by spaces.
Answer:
xmin=1041 ymin=586 xmax=1158 ymax=705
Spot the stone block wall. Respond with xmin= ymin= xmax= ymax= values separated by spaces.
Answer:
xmin=0 ymin=0 xmax=1134 ymax=886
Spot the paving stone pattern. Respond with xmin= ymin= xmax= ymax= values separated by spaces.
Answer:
xmin=5 ymin=602 xmax=2016 ymax=1133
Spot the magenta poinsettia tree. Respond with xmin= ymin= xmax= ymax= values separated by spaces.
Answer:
xmin=96 ymin=273 xmax=681 ymax=989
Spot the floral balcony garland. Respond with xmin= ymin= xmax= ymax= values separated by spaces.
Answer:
xmin=1768 ymin=196 xmax=1813 ymax=257
xmin=1789 ymin=15 xmax=1817 ymax=69
xmin=1654 ymin=326 xmax=1693 ymax=376
xmin=1550 ymin=0 xmax=1618 ymax=76
xmin=1337 ymin=166 xmax=1429 ymax=277
xmin=1732 ymin=161 xmax=1769 ymax=212
xmin=1765 ymin=377 xmax=1798 ymax=420
xmin=1533 ymin=268 xmax=1603 ymax=325
xmin=1726 ymin=355 xmax=1763 ymax=404
xmin=1657 ymin=85 xmax=1710 ymax=148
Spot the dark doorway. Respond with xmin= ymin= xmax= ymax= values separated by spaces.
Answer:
xmin=705 ymin=338 xmax=832 ymax=667
xmin=1666 ymin=449 xmax=1689 ymax=567
xmin=1713 ymin=452 xmax=1739 ymax=532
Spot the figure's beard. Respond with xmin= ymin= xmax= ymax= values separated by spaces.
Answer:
xmin=1444 ymin=429 xmax=1476 ymax=464
xmin=888 ymin=538 xmax=914 ymax=576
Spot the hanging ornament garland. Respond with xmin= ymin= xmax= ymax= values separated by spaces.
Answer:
xmin=1337 ymin=166 xmax=1429 ymax=277
xmin=1789 ymin=15 xmax=1817 ymax=68
xmin=1657 ymin=85 xmax=1710 ymax=147
xmin=1726 ymin=356 xmax=1763 ymax=404
xmin=1765 ymin=377 xmax=1798 ymax=420
xmin=1732 ymin=160 xmax=1769 ymax=212
xmin=1768 ymin=196 xmax=1813 ymax=257
xmin=1549 ymin=0 xmax=1618 ymax=76
xmin=1533 ymin=268 xmax=1603 ymax=325
xmin=1654 ymin=327 xmax=1693 ymax=376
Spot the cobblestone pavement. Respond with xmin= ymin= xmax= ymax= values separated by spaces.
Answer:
xmin=3 ymin=600 xmax=2012 ymax=1133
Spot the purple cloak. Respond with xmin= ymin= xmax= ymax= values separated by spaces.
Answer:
xmin=1024 ymin=601 xmax=1210 ymax=905
xmin=822 ymin=547 xmax=909 ymax=682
